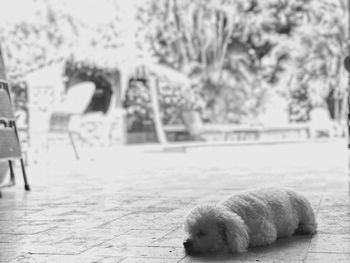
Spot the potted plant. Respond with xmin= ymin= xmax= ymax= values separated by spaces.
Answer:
xmin=179 ymin=86 xmax=205 ymax=139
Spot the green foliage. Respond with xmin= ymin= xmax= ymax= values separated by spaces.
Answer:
xmin=64 ymin=59 xmax=114 ymax=87
xmin=123 ymin=79 xmax=205 ymax=125
xmin=140 ymin=0 xmax=303 ymax=123
xmin=287 ymin=0 xmax=349 ymax=120
xmin=124 ymin=80 xmax=152 ymax=121
xmin=141 ymin=0 xmax=349 ymax=123
xmin=248 ymin=0 xmax=349 ymax=120
xmin=1 ymin=0 xmax=348 ymax=125
xmin=288 ymin=83 xmax=312 ymax=122
xmin=0 ymin=0 xmax=79 ymax=83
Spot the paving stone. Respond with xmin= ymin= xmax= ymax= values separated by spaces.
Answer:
xmin=179 ymin=254 xmax=247 ymax=262
xmin=9 ymin=253 xmax=104 ymax=263
xmin=18 ymin=243 xmax=89 ymax=255
xmin=316 ymin=220 xmax=350 ymax=235
xmin=100 ymin=229 xmax=170 ymax=247
xmin=100 ymin=212 xmax=172 ymax=230
xmin=0 ymin=141 xmax=348 ymax=262
xmin=305 ymin=252 xmax=350 ymax=263
xmin=180 ymin=255 xmax=302 ymax=263
xmin=309 ymin=234 xmax=350 ymax=253
xmin=119 ymin=257 xmax=180 ymax=263
xmin=165 ymin=227 xmax=187 ymax=239
xmin=151 ymin=227 xmax=185 ymax=248
xmin=0 ymin=233 xmax=28 ymax=243
xmin=0 ymin=220 xmax=57 ymax=235
xmin=316 ymin=207 xmax=350 ymax=235
xmin=0 ymin=253 xmax=23 ymax=263
xmin=151 ymin=236 xmax=184 ymax=248
xmin=94 ymin=257 xmax=125 ymax=263
xmin=119 ymin=246 xmax=186 ymax=258
xmin=243 ymin=236 xmax=311 ymax=262
xmin=83 ymin=245 xmax=130 ymax=258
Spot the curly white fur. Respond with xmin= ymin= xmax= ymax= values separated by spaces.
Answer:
xmin=183 ymin=187 xmax=317 ymax=254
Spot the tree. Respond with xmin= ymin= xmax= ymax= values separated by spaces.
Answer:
xmin=140 ymin=0 xmax=263 ymax=124
xmin=286 ymin=0 xmax=349 ymax=121
xmin=0 ymin=0 xmax=81 ymax=82
xmin=139 ymin=0 xmax=300 ymax=123
xmin=141 ymin=0 xmax=349 ymax=123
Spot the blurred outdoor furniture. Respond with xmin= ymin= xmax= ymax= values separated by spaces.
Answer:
xmin=0 ymin=44 xmax=30 ymax=196
xmin=308 ymin=107 xmax=334 ymax=138
xmin=0 ymin=87 xmax=30 ymax=195
xmin=164 ymin=123 xmax=310 ymax=142
xmin=48 ymin=81 xmax=96 ymax=159
xmin=15 ymin=110 xmax=29 ymax=163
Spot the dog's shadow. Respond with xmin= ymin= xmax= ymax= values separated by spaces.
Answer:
xmin=185 ymin=235 xmax=313 ymax=262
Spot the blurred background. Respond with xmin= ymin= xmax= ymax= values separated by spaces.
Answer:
xmin=0 ymin=1 xmax=350 ymax=261
xmin=0 ymin=0 xmax=349 ymax=163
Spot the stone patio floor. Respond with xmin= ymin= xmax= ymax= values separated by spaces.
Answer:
xmin=0 ymin=140 xmax=349 ymax=262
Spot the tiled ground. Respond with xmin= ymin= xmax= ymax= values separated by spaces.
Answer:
xmin=0 ymin=140 xmax=349 ymax=262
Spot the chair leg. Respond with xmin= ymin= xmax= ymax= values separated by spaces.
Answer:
xmin=3 ymin=122 xmax=15 ymax=187
xmin=68 ymin=132 xmax=80 ymax=160
xmin=8 ymin=160 xmax=15 ymax=186
xmin=20 ymin=158 xmax=30 ymax=191
xmin=11 ymin=121 xmax=30 ymax=191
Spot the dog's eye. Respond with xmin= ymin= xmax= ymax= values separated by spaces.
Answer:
xmin=196 ymin=231 xmax=206 ymax=238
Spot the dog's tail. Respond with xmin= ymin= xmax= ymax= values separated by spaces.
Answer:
xmin=292 ymin=192 xmax=317 ymax=235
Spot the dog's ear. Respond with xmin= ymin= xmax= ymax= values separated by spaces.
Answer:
xmin=218 ymin=208 xmax=249 ymax=253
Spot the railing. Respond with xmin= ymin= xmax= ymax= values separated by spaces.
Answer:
xmin=164 ymin=123 xmax=311 ymax=142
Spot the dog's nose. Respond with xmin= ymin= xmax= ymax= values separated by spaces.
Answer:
xmin=183 ymin=240 xmax=193 ymax=251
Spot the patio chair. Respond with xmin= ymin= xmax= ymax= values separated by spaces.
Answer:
xmin=49 ymin=81 xmax=96 ymax=160
xmin=309 ymin=107 xmax=334 ymax=138
xmin=0 ymin=86 xmax=30 ymax=196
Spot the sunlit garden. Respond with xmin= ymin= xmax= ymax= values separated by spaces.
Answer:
xmin=0 ymin=0 xmax=349 ymax=262
xmin=0 ymin=0 xmax=349 ymax=155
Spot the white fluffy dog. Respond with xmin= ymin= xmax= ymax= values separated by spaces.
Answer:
xmin=183 ymin=188 xmax=317 ymax=254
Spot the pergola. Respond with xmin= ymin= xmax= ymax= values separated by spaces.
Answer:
xmin=70 ymin=48 xmax=191 ymax=145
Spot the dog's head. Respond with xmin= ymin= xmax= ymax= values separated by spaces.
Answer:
xmin=183 ymin=204 xmax=249 ymax=254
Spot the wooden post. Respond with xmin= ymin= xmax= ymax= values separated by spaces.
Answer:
xmin=149 ymin=77 xmax=167 ymax=144
xmin=105 ymin=70 xmax=126 ymax=145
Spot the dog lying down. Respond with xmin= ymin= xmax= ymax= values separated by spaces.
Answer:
xmin=183 ymin=188 xmax=317 ymax=254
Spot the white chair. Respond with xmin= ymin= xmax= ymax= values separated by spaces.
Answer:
xmin=309 ymin=107 xmax=334 ymax=138
xmin=49 ymin=81 xmax=96 ymax=159
xmin=54 ymin=81 xmax=96 ymax=114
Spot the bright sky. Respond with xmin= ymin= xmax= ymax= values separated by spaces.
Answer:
xmin=0 ymin=0 xmax=123 ymax=25
xmin=0 ymin=0 xmax=38 ymax=24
